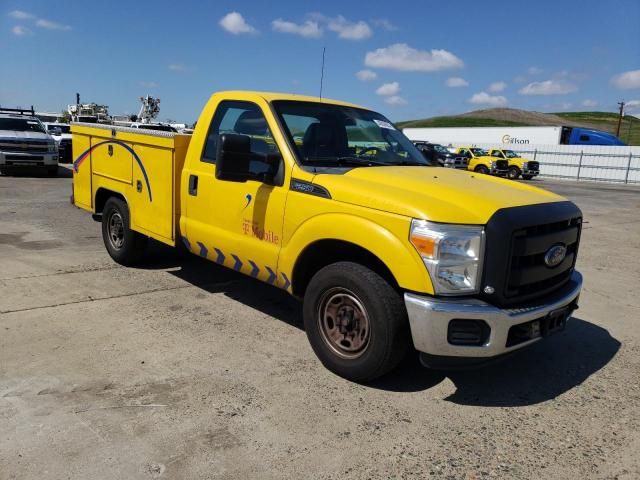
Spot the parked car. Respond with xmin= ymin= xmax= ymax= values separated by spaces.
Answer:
xmin=488 ymin=148 xmax=540 ymax=180
xmin=44 ymin=122 xmax=73 ymax=163
xmin=413 ymin=141 xmax=468 ymax=169
xmin=453 ymin=146 xmax=508 ymax=176
xmin=0 ymin=107 xmax=58 ymax=176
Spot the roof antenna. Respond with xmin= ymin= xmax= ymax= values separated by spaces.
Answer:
xmin=319 ymin=47 xmax=326 ymax=101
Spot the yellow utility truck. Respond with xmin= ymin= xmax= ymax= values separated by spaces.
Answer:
xmin=454 ymin=146 xmax=508 ymax=176
xmin=488 ymin=148 xmax=540 ymax=180
xmin=72 ymin=91 xmax=583 ymax=381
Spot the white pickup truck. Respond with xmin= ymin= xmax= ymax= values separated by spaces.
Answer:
xmin=0 ymin=107 xmax=58 ymax=176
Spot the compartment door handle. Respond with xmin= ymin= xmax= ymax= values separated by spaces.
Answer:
xmin=188 ymin=175 xmax=198 ymax=196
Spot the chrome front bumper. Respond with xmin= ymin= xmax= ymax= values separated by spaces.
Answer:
xmin=404 ymin=271 xmax=582 ymax=359
xmin=523 ymin=168 xmax=539 ymax=176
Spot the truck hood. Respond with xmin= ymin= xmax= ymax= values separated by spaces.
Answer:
xmin=315 ymin=166 xmax=563 ymax=224
xmin=0 ymin=130 xmax=52 ymax=141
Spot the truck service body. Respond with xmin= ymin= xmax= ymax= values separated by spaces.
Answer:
xmin=72 ymin=91 xmax=583 ymax=381
xmin=404 ymin=126 xmax=626 ymax=146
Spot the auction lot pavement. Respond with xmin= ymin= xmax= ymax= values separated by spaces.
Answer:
xmin=1 ymin=168 xmax=639 ymax=480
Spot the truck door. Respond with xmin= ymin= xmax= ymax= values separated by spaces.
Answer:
xmin=183 ymin=100 xmax=289 ymax=288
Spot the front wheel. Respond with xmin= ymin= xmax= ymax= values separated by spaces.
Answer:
xmin=303 ymin=262 xmax=410 ymax=382
xmin=101 ymin=197 xmax=147 ymax=266
xmin=474 ymin=165 xmax=489 ymax=175
xmin=507 ymin=166 xmax=521 ymax=180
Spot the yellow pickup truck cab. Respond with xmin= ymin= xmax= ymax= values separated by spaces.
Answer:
xmin=488 ymin=148 xmax=540 ymax=180
xmin=71 ymin=91 xmax=583 ymax=382
xmin=454 ymin=146 xmax=508 ymax=176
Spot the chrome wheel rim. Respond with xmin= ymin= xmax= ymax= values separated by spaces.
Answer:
xmin=317 ymin=287 xmax=371 ymax=359
xmin=107 ymin=211 xmax=125 ymax=250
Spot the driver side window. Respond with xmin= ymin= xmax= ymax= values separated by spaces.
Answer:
xmin=201 ymin=101 xmax=281 ymax=180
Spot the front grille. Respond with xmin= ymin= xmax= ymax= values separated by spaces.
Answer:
xmin=6 ymin=155 xmax=44 ymax=161
xmin=506 ymin=218 xmax=581 ymax=299
xmin=527 ymin=161 xmax=540 ymax=171
xmin=481 ymin=201 xmax=582 ymax=307
xmin=0 ymin=140 xmax=49 ymax=153
xmin=495 ymin=159 xmax=508 ymax=169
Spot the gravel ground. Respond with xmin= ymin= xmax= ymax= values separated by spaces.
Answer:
xmin=0 ymin=168 xmax=639 ymax=479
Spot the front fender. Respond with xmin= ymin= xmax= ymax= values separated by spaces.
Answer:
xmin=279 ymin=213 xmax=434 ymax=294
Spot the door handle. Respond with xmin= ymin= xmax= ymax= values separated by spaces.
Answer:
xmin=188 ymin=175 xmax=198 ymax=196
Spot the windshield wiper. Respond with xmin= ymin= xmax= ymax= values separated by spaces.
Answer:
xmin=390 ymin=160 xmax=430 ymax=166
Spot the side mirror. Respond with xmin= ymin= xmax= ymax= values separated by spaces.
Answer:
xmin=215 ymin=133 xmax=251 ymax=182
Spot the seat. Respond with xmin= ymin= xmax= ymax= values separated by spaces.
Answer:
xmin=302 ymin=122 xmax=349 ymax=159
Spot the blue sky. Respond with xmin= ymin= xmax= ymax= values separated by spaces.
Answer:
xmin=2 ymin=0 xmax=639 ymax=123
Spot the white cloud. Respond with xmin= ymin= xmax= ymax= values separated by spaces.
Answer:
xmin=168 ymin=64 xmax=188 ymax=72
xmin=365 ymin=43 xmax=463 ymax=72
xmin=11 ymin=25 xmax=32 ymax=36
xmin=384 ymin=95 xmax=407 ymax=106
xmin=356 ymin=69 xmax=377 ymax=81
xmin=326 ymin=15 xmax=371 ymax=40
xmin=559 ymin=102 xmax=573 ymax=110
xmin=528 ymin=66 xmax=543 ymax=75
xmin=468 ymin=92 xmax=507 ymax=107
xmin=272 ymin=19 xmax=322 ymax=38
xmin=611 ymin=69 xmax=640 ymax=89
xmin=446 ymin=77 xmax=468 ymax=87
xmin=518 ymin=80 xmax=577 ymax=95
xmin=35 ymin=18 xmax=71 ymax=31
xmin=376 ymin=82 xmax=400 ymax=96
xmin=219 ymin=12 xmax=256 ymax=35
xmin=372 ymin=18 xmax=397 ymax=31
xmin=140 ymin=81 xmax=159 ymax=88
xmin=582 ymin=99 xmax=598 ymax=108
xmin=8 ymin=10 xmax=35 ymax=20
xmin=488 ymin=81 xmax=507 ymax=93
xmin=625 ymin=100 xmax=640 ymax=114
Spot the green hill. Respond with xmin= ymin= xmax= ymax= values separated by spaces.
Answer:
xmin=397 ymin=108 xmax=640 ymax=145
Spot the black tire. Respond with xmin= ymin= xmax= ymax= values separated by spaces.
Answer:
xmin=101 ymin=197 xmax=147 ymax=266
xmin=507 ymin=166 xmax=521 ymax=180
xmin=522 ymin=175 xmax=534 ymax=180
xmin=303 ymin=261 xmax=410 ymax=382
xmin=474 ymin=165 xmax=489 ymax=175
xmin=46 ymin=166 xmax=58 ymax=177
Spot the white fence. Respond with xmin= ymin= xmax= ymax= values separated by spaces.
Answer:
xmin=466 ymin=143 xmax=640 ymax=184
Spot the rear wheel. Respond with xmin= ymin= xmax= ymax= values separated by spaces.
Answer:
xmin=474 ymin=165 xmax=489 ymax=175
xmin=303 ymin=261 xmax=410 ymax=382
xmin=101 ymin=197 xmax=147 ymax=266
xmin=507 ymin=166 xmax=521 ymax=180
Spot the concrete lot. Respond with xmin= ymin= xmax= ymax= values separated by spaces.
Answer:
xmin=1 ymin=168 xmax=639 ymax=479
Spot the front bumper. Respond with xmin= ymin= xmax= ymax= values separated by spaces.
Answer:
xmin=490 ymin=167 xmax=508 ymax=176
xmin=523 ymin=168 xmax=539 ymax=176
xmin=404 ymin=271 xmax=582 ymax=362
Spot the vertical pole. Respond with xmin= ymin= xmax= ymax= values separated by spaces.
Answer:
xmin=577 ymin=150 xmax=583 ymax=181
xmin=624 ymin=151 xmax=633 ymax=184
xmin=533 ymin=149 xmax=537 ymax=161
xmin=616 ymin=101 xmax=625 ymax=138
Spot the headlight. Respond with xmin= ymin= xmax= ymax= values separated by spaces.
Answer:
xmin=48 ymin=142 xmax=57 ymax=152
xmin=491 ymin=161 xmax=497 ymax=168
xmin=522 ymin=161 xmax=528 ymax=169
xmin=410 ymin=220 xmax=485 ymax=295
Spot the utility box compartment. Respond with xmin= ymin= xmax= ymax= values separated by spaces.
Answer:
xmin=71 ymin=123 xmax=191 ymax=246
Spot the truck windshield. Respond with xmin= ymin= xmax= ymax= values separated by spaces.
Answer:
xmin=0 ymin=118 xmax=46 ymax=133
xmin=433 ymin=144 xmax=450 ymax=154
xmin=503 ymin=150 xmax=519 ymax=158
xmin=272 ymin=100 xmax=430 ymax=167
xmin=471 ymin=148 xmax=489 ymax=156
xmin=47 ymin=124 xmax=71 ymax=134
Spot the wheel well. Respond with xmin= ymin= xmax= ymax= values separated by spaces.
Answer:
xmin=291 ymin=240 xmax=398 ymax=298
xmin=95 ymin=188 xmax=126 ymax=214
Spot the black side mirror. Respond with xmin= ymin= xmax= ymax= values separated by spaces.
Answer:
xmin=216 ymin=133 xmax=251 ymax=182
